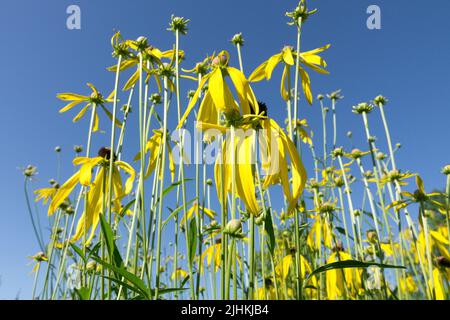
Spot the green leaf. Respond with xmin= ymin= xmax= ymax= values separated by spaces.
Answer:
xmin=99 ymin=214 xmax=124 ymax=270
xmin=187 ymin=218 xmax=197 ymax=266
xmin=69 ymin=243 xmax=86 ymax=263
xmin=305 ymin=259 xmax=406 ymax=285
xmin=163 ymin=198 xmax=197 ymax=228
xmin=119 ymin=199 xmax=136 ymax=217
xmin=264 ymin=209 xmax=276 ymax=256
xmin=90 ymin=255 xmax=152 ymax=299
xmin=152 ymin=179 xmax=192 ymax=210
xmin=74 ymin=286 xmax=91 ymax=300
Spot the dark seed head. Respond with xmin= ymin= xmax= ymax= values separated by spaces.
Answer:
xmin=98 ymin=147 xmax=115 ymax=160
xmin=436 ymin=256 xmax=450 ymax=268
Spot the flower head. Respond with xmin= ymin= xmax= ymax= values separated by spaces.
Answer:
xmin=352 ymin=102 xmax=373 ymax=114
xmin=249 ymin=43 xmax=330 ymax=104
xmin=57 ymin=83 xmax=122 ymax=132
xmin=230 ymin=33 xmax=244 ymax=46
xmin=47 ymin=151 xmax=135 ymax=244
xmin=168 ymin=15 xmax=190 ymax=35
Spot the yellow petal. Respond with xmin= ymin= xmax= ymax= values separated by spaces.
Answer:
xmin=299 ymin=67 xmax=313 ymax=105
xmin=49 ymin=171 xmax=81 ymax=215
xmin=248 ymin=61 xmax=268 ymax=82
xmin=282 ymin=47 xmax=295 ymax=66
xmin=115 ymin=161 xmax=136 ymax=195
xmin=72 ymin=104 xmax=90 ymax=123
xmin=59 ymin=100 xmax=83 ymax=113
xmin=265 ymin=53 xmax=282 ymax=80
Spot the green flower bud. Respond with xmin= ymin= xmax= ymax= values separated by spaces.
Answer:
xmin=442 ymin=164 xmax=450 ymax=175
xmin=55 ymin=146 xmax=61 ymax=153
xmin=331 ymin=147 xmax=344 ymax=158
xmin=150 ymin=93 xmax=162 ymax=105
xmin=230 ymin=33 xmax=244 ymax=46
xmin=224 ymin=219 xmax=242 ymax=236
xmin=23 ymin=165 xmax=37 ymax=177
xmin=374 ymin=95 xmax=388 ymax=106
xmin=168 ymin=15 xmax=190 ymax=35
xmin=367 ymin=230 xmax=378 ymax=244
xmin=352 ymin=102 xmax=373 ymax=114
xmin=73 ymin=145 xmax=83 ymax=154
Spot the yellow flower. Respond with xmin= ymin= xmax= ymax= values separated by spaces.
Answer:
xmin=429 ymin=267 xmax=449 ymax=300
xmin=177 ymin=50 xmax=260 ymax=129
xmin=387 ymin=176 xmax=444 ymax=211
xmin=180 ymin=202 xmax=216 ymax=226
xmin=28 ymin=252 xmax=48 ymax=273
xmin=326 ymin=251 xmax=363 ymax=300
xmin=171 ymin=268 xmax=188 ymax=280
xmin=260 ymin=119 xmax=307 ymax=215
xmin=107 ymin=36 xmax=179 ymax=91
xmin=249 ymin=44 xmax=330 ymax=104
xmin=399 ymin=274 xmax=418 ymax=294
xmin=48 ymin=150 xmax=135 ymax=244
xmin=201 ymin=240 xmax=222 ymax=273
xmin=209 ymin=117 xmax=306 ymax=216
xmin=57 ymin=83 xmax=121 ymax=132
xmin=134 ymin=129 xmax=176 ymax=182
xmin=307 ymin=213 xmax=333 ymax=251
xmin=34 ymin=186 xmax=58 ymax=205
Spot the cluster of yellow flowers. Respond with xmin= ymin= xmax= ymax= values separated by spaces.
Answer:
xmin=24 ymin=0 xmax=450 ymax=300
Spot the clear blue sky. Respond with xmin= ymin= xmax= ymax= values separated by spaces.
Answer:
xmin=0 ymin=0 xmax=449 ymax=299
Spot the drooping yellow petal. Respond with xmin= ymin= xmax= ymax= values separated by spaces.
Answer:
xmin=72 ymin=168 xmax=105 ymax=244
xmin=265 ymin=53 xmax=283 ymax=80
xmin=72 ymin=104 xmax=90 ymax=123
xmin=115 ymin=161 xmax=136 ymax=195
xmin=227 ymin=67 xmax=258 ymax=115
xmin=79 ymin=157 xmax=103 ymax=186
xmin=282 ymin=47 xmax=295 ymax=66
xmin=59 ymin=100 xmax=83 ymax=113
xmin=208 ymin=68 xmax=236 ymax=114
xmin=48 ymin=171 xmax=81 ymax=215
xmin=56 ymin=93 xmax=88 ymax=101
xmin=123 ymin=69 xmax=140 ymax=91
xmin=93 ymin=111 xmax=99 ymax=132
xmin=234 ymin=132 xmax=260 ymax=215
xmin=280 ymin=65 xmax=290 ymax=101
xmin=299 ymin=67 xmax=313 ymax=105
xmin=248 ymin=61 xmax=268 ymax=82
xmin=177 ymin=75 xmax=209 ymax=129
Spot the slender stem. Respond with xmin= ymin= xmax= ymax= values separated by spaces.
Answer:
xmin=293 ymin=17 xmax=302 ymax=143
xmin=154 ymin=76 xmax=170 ymax=298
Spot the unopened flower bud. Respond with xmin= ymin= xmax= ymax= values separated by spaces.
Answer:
xmin=374 ymin=95 xmax=388 ymax=106
xmin=150 ymin=93 xmax=162 ymax=105
xmin=376 ymin=152 xmax=386 ymax=160
xmin=224 ymin=219 xmax=242 ymax=236
xmin=86 ymin=261 xmax=97 ymax=272
xmin=55 ymin=146 xmax=61 ymax=153
xmin=367 ymin=230 xmax=378 ymax=244
xmin=442 ymin=164 xmax=450 ymax=175
xmin=331 ymin=147 xmax=344 ymax=158
xmin=73 ymin=145 xmax=83 ymax=154
xmin=230 ymin=33 xmax=244 ymax=46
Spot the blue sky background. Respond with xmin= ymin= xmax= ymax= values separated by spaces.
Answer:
xmin=0 ymin=0 xmax=449 ymax=299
